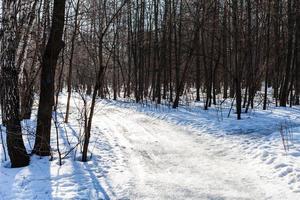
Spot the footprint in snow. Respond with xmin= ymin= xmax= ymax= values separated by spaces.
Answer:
xmin=261 ymin=150 xmax=269 ymax=158
xmin=290 ymin=152 xmax=300 ymax=157
xmin=265 ymin=157 xmax=276 ymax=165
xmin=293 ymin=184 xmax=300 ymax=193
xmin=274 ymin=163 xmax=288 ymax=169
xmin=61 ymin=182 xmax=75 ymax=187
xmin=96 ymin=174 xmax=103 ymax=178
xmin=278 ymin=167 xmax=293 ymax=177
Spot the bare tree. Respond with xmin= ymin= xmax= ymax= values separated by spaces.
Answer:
xmin=33 ymin=0 xmax=67 ymax=156
xmin=0 ymin=0 xmax=30 ymax=167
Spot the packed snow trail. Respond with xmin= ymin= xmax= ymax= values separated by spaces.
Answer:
xmin=1 ymin=96 xmax=300 ymax=199
xmin=92 ymin=103 xmax=300 ymax=200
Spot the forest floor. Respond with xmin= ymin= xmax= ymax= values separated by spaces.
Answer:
xmin=1 ymin=93 xmax=300 ymax=199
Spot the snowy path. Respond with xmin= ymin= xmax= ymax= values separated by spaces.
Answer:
xmin=92 ymin=103 xmax=300 ymax=200
xmin=1 ymin=97 xmax=300 ymax=199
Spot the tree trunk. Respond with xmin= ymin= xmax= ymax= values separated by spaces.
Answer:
xmin=1 ymin=0 xmax=30 ymax=167
xmin=263 ymin=0 xmax=271 ymax=110
xmin=65 ymin=0 xmax=80 ymax=123
xmin=295 ymin=2 xmax=300 ymax=105
xmin=34 ymin=0 xmax=66 ymax=156
xmin=233 ymin=0 xmax=242 ymax=120
xmin=280 ymin=0 xmax=294 ymax=106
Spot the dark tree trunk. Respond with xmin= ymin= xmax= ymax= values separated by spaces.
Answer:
xmin=154 ymin=0 xmax=161 ymax=104
xmin=194 ymin=1 xmax=201 ymax=102
xmin=280 ymin=0 xmax=294 ymax=107
xmin=195 ymin=40 xmax=201 ymax=102
xmin=126 ymin=0 xmax=132 ymax=98
xmin=34 ymin=0 xmax=66 ymax=156
xmin=65 ymin=0 xmax=80 ymax=123
xmin=233 ymin=0 xmax=242 ymax=120
xmin=263 ymin=0 xmax=271 ymax=110
xmin=294 ymin=2 xmax=300 ymax=105
xmin=223 ymin=3 xmax=228 ymax=99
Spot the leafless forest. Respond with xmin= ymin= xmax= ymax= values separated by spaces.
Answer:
xmin=0 ymin=0 xmax=299 ymax=169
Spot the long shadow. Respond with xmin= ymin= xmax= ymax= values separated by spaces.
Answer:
xmin=0 ymin=121 xmax=53 ymax=200
xmin=55 ymin=110 xmax=114 ymax=199
xmin=0 ymin=156 xmax=53 ymax=199
xmin=83 ymin=161 xmax=112 ymax=200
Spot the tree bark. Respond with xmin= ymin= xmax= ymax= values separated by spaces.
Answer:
xmin=1 ymin=0 xmax=30 ymax=167
xmin=33 ymin=0 xmax=66 ymax=156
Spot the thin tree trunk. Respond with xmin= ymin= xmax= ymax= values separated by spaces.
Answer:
xmin=233 ymin=0 xmax=242 ymax=120
xmin=263 ymin=0 xmax=271 ymax=110
xmin=280 ymin=0 xmax=294 ymax=106
xmin=65 ymin=0 xmax=80 ymax=123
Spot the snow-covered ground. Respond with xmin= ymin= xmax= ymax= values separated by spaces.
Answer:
xmin=1 ymin=94 xmax=300 ymax=199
